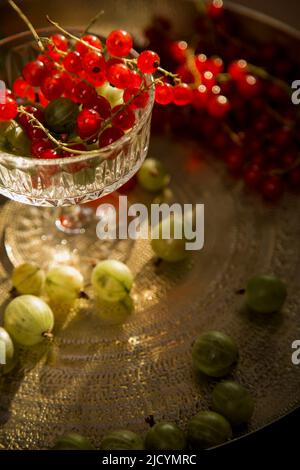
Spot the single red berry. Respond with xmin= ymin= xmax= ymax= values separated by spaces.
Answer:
xmin=37 ymin=54 xmax=57 ymax=74
xmin=107 ymin=63 xmax=131 ymax=89
xmin=63 ymin=51 xmax=82 ymax=73
xmin=26 ymin=125 xmax=47 ymax=140
xmin=207 ymin=0 xmax=224 ymax=18
xmin=38 ymin=90 xmax=49 ymax=107
xmin=155 ymin=83 xmax=173 ymax=105
xmin=5 ymin=89 xmax=13 ymax=98
xmin=76 ymin=34 xmax=102 ymax=56
xmin=0 ymin=97 xmax=18 ymax=121
xmin=261 ymin=175 xmax=284 ymax=201
xmin=106 ymin=58 xmax=124 ymax=70
xmin=208 ymin=95 xmax=230 ymax=118
xmin=84 ymin=95 xmax=111 ymax=119
xmin=41 ymin=74 xmax=64 ymax=101
xmin=50 ymin=34 xmax=69 ymax=52
xmin=76 ymin=108 xmax=102 ymax=139
xmin=192 ymin=85 xmax=208 ymax=109
xmin=99 ymin=126 xmax=124 ymax=148
xmin=82 ymin=51 xmax=106 ymax=74
xmin=243 ymin=164 xmax=262 ymax=188
xmin=228 ymin=60 xmax=248 ymax=80
xmin=225 ymin=148 xmax=245 ymax=174
xmin=206 ymin=56 xmax=224 ymax=75
xmin=86 ymin=71 xmax=107 ymax=87
xmin=40 ymin=148 xmax=60 ymax=159
xmin=130 ymin=70 xmax=143 ymax=88
xmin=201 ymin=70 xmax=216 ymax=89
xmin=281 ymin=153 xmax=295 ymax=169
xmin=112 ymin=105 xmax=135 ymax=130
xmin=173 ymin=83 xmax=192 ymax=106
xmin=169 ymin=40 xmax=188 ymax=63
xmin=23 ymin=60 xmax=47 ymax=86
xmin=238 ymin=74 xmax=260 ymax=98
xmin=18 ymin=106 xmax=44 ymax=130
xmin=31 ymin=138 xmax=53 ymax=157
xmin=176 ymin=64 xmax=195 ymax=84
xmin=195 ymin=53 xmax=208 ymax=73
xmin=74 ymin=81 xmax=97 ymax=105
xmin=13 ymin=77 xmax=35 ymax=102
xmin=106 ymin=30 xmax=133 ymax=57
xmin=137 ymin=50 xmax=160 ymax=74
xmin=61 ymin=143 xmax=87 ymax=158
xmin=123 ymin=87 xmax=149 ymax=109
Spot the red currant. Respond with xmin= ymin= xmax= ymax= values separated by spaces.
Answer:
xmin=76 ymin=34 xmax=102 ymax=56
xmin=82 ymin=51 xmax=106 ymax=74
xmin=37 ymin=54 xmax=57 ymax=74
xmin=99 ymin=126 xmax=124 ymax=148
xmin=169 ymin=41 xmax=188 ymax=63
xmin=40 ymin=148 xmax=60 ymax=159
xmin=38 ymin=90 xmax=49 ymax=107
xmin=201 ymin=71 xmax=216 ymax=89
xmin=50 ymin=34 xmax=69 ymax=52
xmin=195 ymin=54 xmax=208 ymax=73
xmin=112 ymin=105 xmax=135 ymax=130
xmin=130 ymin=70 xmax=143 ymax=88
xmin=123 ymin=87 xmax=149 ymax=109
xmin=107 ymin=63 xmax=131 ymax=89
xmin=13 ymin=77 xmax=35 ymax=102
xmin=155 ymin=83 xmax=173 ymax=105
xmin=76 ymin=109 xmax=102 ymax=139
xmin=61 ymin=143 xmax=87 ymax=158
xmin=84 ymin=95 xmax=111 ymax=119
xmin=31 ymin=138 xmax=53 ymax=157
xmin=176 ymin=64 xmax=195 ymax=84
xmin=137 ymin=50 xmax=160 ymax=74
xmin=192 ymin=85 xmax=208 ymax=109
xmin=27 ymin=126 xmax=46 ymax=140
xmin=63 ymin=51 xmax=82 ymax=73
xmin=23 ymin=60 xmax=47 ymax=87
xmin=225 ymin=148 xmax=245 ymax=174
xmin=208 ymin=95 xmax=230 ymax=118
xmin=238 ymin=74 xmax=260 ymax=98
xmin=0 ymin=97 xmax=18 ymax=121
xmin=206 ymin=56 xmax=224 ymax=75
xmin=74 ymin=81 xmax=97 ymax=105
xmin=207 ymin=0 xmax=224 ymax=18
xmin=106 ymin=30 xmax=133 ymax=57
xmin=288 ymin=167 xmax=300 ymax=188
xmin=173 ymin=83 xmax=192 ymax=106
xmin=261 ymin=175 xmax=284 ymax=201
xmin=41 ymin=74 xmax=64 ymax=101
xmin=228 ymin=60 xmax=248 ymax=80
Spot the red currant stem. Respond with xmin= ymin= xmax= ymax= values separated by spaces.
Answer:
xmin=222 ymin=123 xmax=243 ymax=146
xmin=46 ymin=16 xmax=101 ymax=53
xmin=82 ymin=9 xmax=105 ymax=35
xmin=157 ymin=67 xmax=181 ymax=84
xmin=8 ymin=0 xmax=45 ymax=51
xmin=186 ymin=48 xmax=201 ymax=86
xmin=247 ymin=63 xmax=291 ymax=95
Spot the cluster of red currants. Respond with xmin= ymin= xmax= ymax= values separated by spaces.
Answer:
xmin=0 ymin=28 xmax=193 ymax=159
xmin=147 ymin=0 xmax=300 ymax=202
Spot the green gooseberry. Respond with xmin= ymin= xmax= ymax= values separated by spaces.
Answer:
xmin=45 ymin=97 xmax=79 ymax=134
xmin=192 ymin=331 xmax=239 ymax=377
xmin=187 ymin=411 xmax=232 ymax=449
xmin=100 ymin=430 xmax=144 ymax=450
xmin=137 ymin=158 xmax=170 ymax=192
xmin=245 ymin=275 xmax=287 ymax=313
xmin=145 ymin=422 xmax=186 ymax=450
xmin=212 ymin=381 xmax=254 ymax=426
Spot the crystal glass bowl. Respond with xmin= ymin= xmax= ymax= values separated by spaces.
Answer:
xmin=0 ymin=30 xmax=154 ymax=207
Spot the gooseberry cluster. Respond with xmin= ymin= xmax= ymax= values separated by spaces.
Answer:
xmin=147 ymin=1 xmax=300 ymax=202
xmin=0 ymin=8 xmax=194 ymax=160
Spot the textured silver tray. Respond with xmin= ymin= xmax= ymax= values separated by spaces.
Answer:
xmin=0 ymin=0 xmax=299 ymax=450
